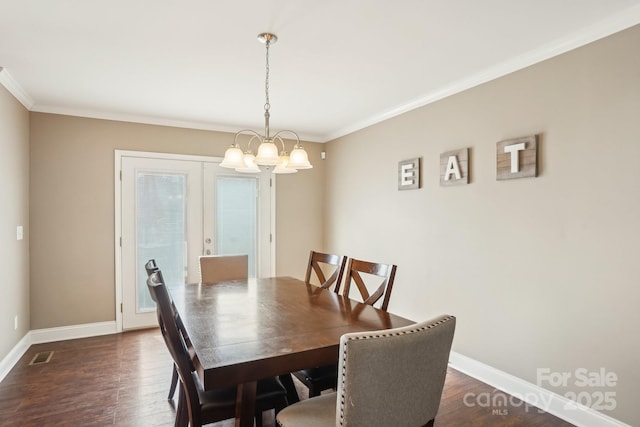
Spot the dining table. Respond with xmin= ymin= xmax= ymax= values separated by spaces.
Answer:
xmin=169 ymin=276 xmax=414 ymax=427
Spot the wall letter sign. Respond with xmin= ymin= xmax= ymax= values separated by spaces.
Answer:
xmin=496 ymin=135 xmax=537 ymax=180
xmin=440 ymin=148 xmax=469 ymax=186
xmin=398 ymin=157 xmax=420 ymax=190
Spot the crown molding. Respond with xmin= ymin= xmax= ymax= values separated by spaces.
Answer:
xmin=0 ymin=67 xmax=35 ymax=109
xmin=31 ymin=103 xmax=240 ymax=133
xmin=30 ymin=104 xmax=325 ymax=143
xmin=322 ymin=4 xmax=640 ymax=142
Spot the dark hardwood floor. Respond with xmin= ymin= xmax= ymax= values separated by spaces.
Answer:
xmin=0 ymin=329 xmax=574 ymax=426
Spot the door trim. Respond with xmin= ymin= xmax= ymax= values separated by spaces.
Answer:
xmin=114 ymin=150 xmax=277 ymax=332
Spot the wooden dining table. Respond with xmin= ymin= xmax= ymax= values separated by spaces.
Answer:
xmin=169 ymin=276 xmax=414 ymax=427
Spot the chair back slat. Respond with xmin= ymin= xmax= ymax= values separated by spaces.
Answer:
xmin=304 ymin=251 xmax=347 ymax=293
xmin=311 ymin=263 xmax=328 ymax=285
xmin=350 ymin=271 xmax=371 ymax=301
xmin=343 ymin=258 xmax=397 ymax=311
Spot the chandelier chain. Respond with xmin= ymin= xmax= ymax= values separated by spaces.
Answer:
xmin=264 ymin=39 xmax=270 ymax=112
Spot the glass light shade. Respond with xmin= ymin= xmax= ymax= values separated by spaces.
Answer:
xmin=255 ymin=141 xmax=280 ymax=165
xmin=236 ymin=152 xmax=261 ymax=173
xmin=288 ymin=145 xmax=313 ymax=169
xmin=273 ymin=154 xmax=297 ymax=174
xmin=220 ymin=145 xmax=245 ymax=169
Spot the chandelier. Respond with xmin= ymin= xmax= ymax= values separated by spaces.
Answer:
xmin=221 ymin=33 xmax=312 ymax=174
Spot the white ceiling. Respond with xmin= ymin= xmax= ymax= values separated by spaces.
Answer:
xmin=1 ymin=1 xmax=639 ymax=142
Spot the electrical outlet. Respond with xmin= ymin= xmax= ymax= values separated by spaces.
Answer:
xmin=14 ymin=315 xmax=18 ymax=330
xmin=16 ymin=226 xmax=24 ymax=241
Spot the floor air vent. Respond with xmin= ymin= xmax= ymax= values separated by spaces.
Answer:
xmin=29 ymin=351 xmax=54 ymax=365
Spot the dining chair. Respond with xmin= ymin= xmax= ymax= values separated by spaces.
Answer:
xmin=343 ymin=257 xmax=397 ymax=311
xmin=199 ymin=254 xmax=248 ymax=283
xmin=304 ymin=250 xmax=347 ymax=293
xmin=146 ymin=271 xmax=288 ymax=427
xmin=276 ymin=315 xmax=456 ymax=427
xmin=292 ymin=255 xmax=397 ymax=399
xmin=145 ymin=259 xmax=183 ymax=400
xmin=289 ymin=251 xmax=347 ymax=399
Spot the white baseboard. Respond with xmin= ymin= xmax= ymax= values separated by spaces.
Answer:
xmin=29 ymin=321 xmax=118 ymax=344
xmin=449 ymin=351 xmax=630 ymax=427
xmin=0 ymin=333 xmax=31 ymax=383
xmin=0 ymin=321 xmax=118 ymax=383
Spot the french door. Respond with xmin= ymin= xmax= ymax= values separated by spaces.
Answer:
xmin=117 ymin=151 xmax=273 ymax=330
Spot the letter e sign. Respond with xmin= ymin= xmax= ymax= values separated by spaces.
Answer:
xmin=398 ymin=158 xmax=420 ymax=190
xmin=496 ymin=135 xmax=538 ymax=180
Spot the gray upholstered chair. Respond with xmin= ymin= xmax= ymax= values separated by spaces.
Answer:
xmin=198 ymin=254 xmax=248 ymax=283
xmin=277 ymin=315 xmax=456 ymax=427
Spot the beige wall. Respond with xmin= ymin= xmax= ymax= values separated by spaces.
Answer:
xmin=276 ymin=144 xmax=327 ymax=277
xmin=325 ymin=26 xmax=640 ymax=425
xmin=0 ymin=85 xmax=30 ymax=358
xmin=29 ymin=114 xmax=324 ymax=329
xmin=6 ymin=21 xmax=638 ymax=426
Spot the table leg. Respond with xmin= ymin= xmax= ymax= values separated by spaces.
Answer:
xmin=235 ymin=381 xmax=257 ymax=427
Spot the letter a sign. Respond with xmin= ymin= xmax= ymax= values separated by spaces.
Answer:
xmin=440 ymin=148 xmax=469 ymax=186
xmin=496 ymin=135 xmax=537 ymax=180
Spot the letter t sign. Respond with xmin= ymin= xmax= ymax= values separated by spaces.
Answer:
xmin=496 ymin=135 xmax=538 ymax=180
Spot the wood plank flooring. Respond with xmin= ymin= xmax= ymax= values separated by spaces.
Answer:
xmin=0 ymin=329 xmax=574 ymax=426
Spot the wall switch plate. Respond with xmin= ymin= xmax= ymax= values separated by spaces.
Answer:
xmin=16 ymin=226 xmax=24 ymax=241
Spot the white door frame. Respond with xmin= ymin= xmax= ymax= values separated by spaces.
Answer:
xmin=114 ymin=149 xmax=277 ymax=332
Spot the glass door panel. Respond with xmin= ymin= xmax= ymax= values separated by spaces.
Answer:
xmin=121 ymin=157 xmax=202 ymax=330
xmin=202 ymin=162 xmax=272 ymax=279
xmin=215 ymin=176 xmax=258 ymax=278
xmin=136 ymin=172 xmax=187 ymax=311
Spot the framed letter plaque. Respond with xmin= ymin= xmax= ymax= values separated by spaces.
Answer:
xmin=398 ymin=158 xmax=420 ymax=190
xmin=496 ymin=135 xmax=538 ymax=180
xmin=440 ymin=148 xmax=469 ymax=186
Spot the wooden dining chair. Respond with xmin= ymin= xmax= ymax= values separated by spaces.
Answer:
xmin=145 ymin=259 xmax=184 ymax=400
xmin=292 ymin=255 xmax=397 ymax=399
xmin=304 ymin=250 xmax=347 ymax=293
xmin=343 ymin=258 xmax=397 ymax=311
xmin=277 ymin=315 xmax=457 ymax=427
xmin=146 ymin=271 xmax=288 ymax=427
xmin=289 ymin=251 xmax=347 ymax=398
xmin=199 ymin=254 xmax=248 ymax=283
